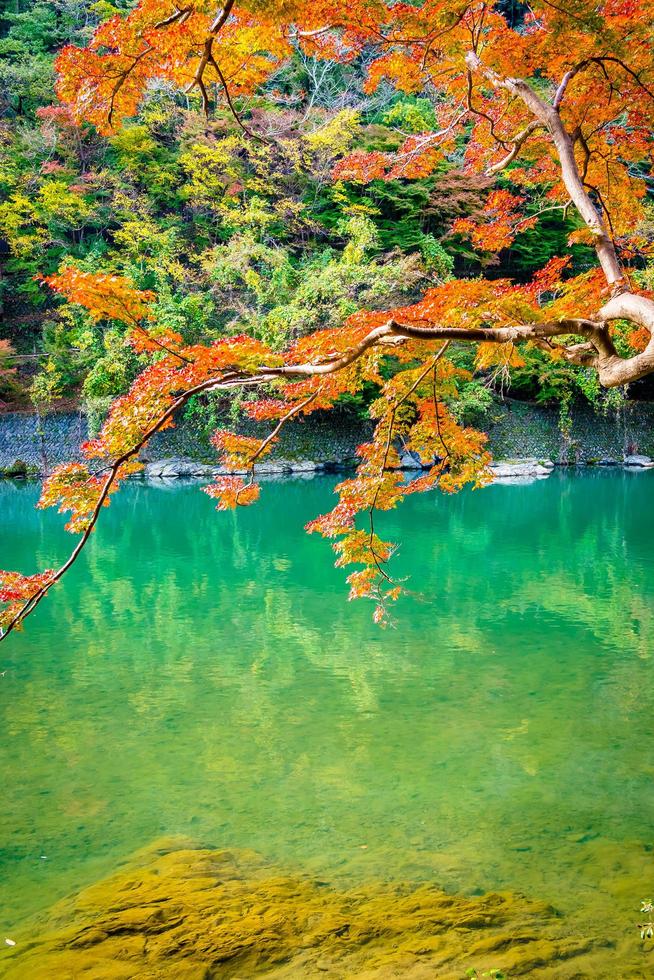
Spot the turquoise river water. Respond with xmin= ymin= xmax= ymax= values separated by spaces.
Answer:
xmin=1 ymin=470 xmax=654 ymax=971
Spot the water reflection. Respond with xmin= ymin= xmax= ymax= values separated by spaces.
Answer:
xmin=1 ymin=472 xmax=653 ymax=957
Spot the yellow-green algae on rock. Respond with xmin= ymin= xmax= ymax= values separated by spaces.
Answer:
xmin=2 ymin=837 xmax=646 ymax=979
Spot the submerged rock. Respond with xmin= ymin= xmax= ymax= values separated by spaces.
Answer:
xmin=0 ymin=839 xmax=618 ymax=979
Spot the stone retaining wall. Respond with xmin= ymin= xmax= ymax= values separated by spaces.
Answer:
xmin=1 ymin=398 xmax=653 ymax=475
xmin=0 ymin=411 xmax=88 ymax=474
xmin=486 ymin=398 xmax=654 ymax=462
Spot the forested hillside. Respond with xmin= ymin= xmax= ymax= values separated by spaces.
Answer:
xmin=2 ymin=0 xmax=645 ymax=427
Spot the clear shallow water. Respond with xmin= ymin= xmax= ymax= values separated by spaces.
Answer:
xmin=1 ymin=471 xmax=654 ymax=957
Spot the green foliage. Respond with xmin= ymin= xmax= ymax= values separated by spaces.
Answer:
xmin=0 ymin=8 xmax=620 ymax=421
xmin=200 ymin=215 xmax=425 ymax=351
xmin=382 ymin=97 xmax=439 ymax=134
xmin=318 ymin=176 xmax=438 ymax=252
xmin=420 ymin=233 xmax=455 ymax=279
xmin=447 ymin=378 xmax=496 ymax=428
xmin=508 ymin=211 xmax=596 ymax=279
xmin=29 ymin=363 xmax=62 ymax=413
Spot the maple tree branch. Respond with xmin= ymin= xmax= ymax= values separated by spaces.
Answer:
xmin=366 ymin=344 xmax=450 ymax=590
xmin=485 ymin=121 xmax=544 ymax=174
xmin=187 ymin=38 xmax=214 ymax=111
xmin=536 ymin=0 xmax=588 ymax=22
xmin=185 ymin=1 xmax=241 ymax=119
xmin=386 ymin=317 xmax=607 ymax=348
xmin=107 ymin=45 xmax=153 ymax=127
xmin=593 ymin=56 xmax=654 ymax=103
xmin=0 ymin=370 xmax=268 ymax=642
xmin=265 ymin=323 xmax=398 ymax=377
xmin=259 ymin=311 xmax=654 ymax=387
xmin=553 ymin=64 xmax=587 ymax=109
xmin=247 ymin=390 xmax=319 ymax=471
xmin=464 ymin=50 xmax=626 ymax=295
xmin=465 ymin=69 xmax=511 ymax=150
xmin=153 ymin=6 xmax=192 ymax=30
xmin=287 ymin=25 xmax=333 ymax=40
xmin=554 ymin=57 xmax=654 ymax=109
xmin=209 ymin=56 xmax=265 ymax=141
xmin=210 ymin=0 xmax=236 ymax=34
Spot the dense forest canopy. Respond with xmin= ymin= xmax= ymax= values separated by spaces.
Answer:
xmin=1 ymin=0 xmax=653 ymax=635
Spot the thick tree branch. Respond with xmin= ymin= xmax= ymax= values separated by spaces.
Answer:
xmin=465 ymin=51 xmax=626 ymax=293
xmin=209 ymin=56 xmax=265 ymax=140
xmin=485 ymin=121 xmax=544 ymax=174
xmin=210 ymin=0 xmax=236 ymax=34
xmin=154 ymin=6 xmax=192 ymax=30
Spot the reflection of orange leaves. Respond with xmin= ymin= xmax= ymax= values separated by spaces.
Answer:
xmin=203 ymin=476 xmax=260 ymax=510
xmin=43 ymin=266 xmax=154 ymax=323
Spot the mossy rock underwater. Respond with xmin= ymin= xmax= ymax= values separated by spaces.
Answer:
xmin=0 ymin=837 xmax=631 ymax=978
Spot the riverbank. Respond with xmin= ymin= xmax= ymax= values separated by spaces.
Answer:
xmin=2 ymin=397 xmax=654 ymax=477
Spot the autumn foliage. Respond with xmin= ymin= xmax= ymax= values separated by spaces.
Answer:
xmin=2 ymin=0 xmax=654 ymax=637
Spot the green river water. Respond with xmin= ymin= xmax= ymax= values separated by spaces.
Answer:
xmin=1 ymin=470 xmax=653 ymax=973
